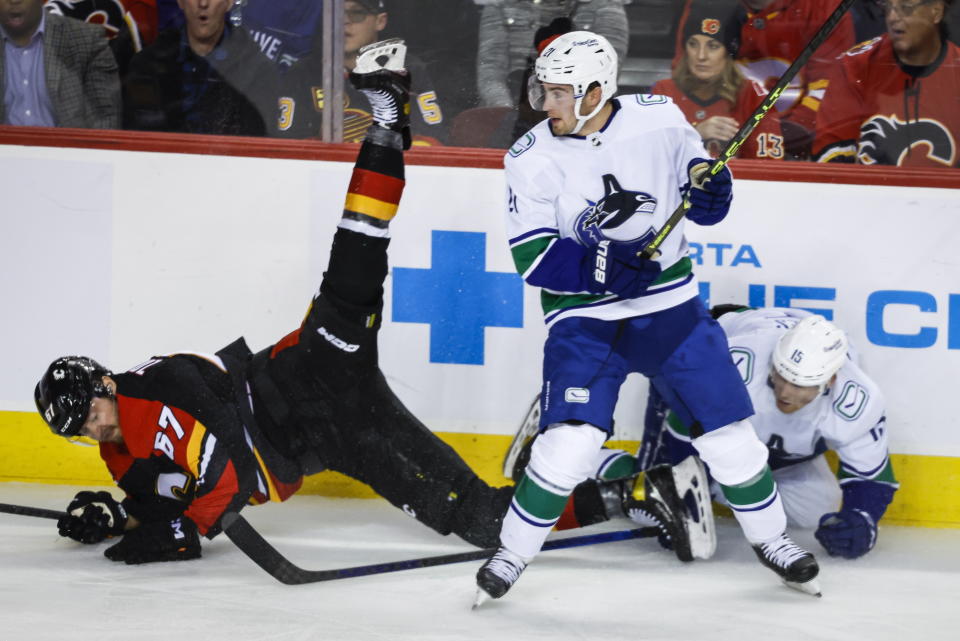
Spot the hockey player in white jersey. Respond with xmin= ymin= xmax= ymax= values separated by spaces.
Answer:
xmin=474 ymin=30 xmax=820 ymax=606
xmin=657 ymin=307 xmax=899 ymax=559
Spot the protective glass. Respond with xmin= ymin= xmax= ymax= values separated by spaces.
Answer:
xmin=878 ymin=0 xmax=936 ymax=17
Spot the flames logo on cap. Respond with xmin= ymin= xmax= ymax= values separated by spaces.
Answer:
xmin=701 ymin=19 xmax=721 ymax=35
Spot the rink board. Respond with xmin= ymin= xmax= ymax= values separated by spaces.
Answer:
xmin=0 ymin=141 xmax=958 ymax=527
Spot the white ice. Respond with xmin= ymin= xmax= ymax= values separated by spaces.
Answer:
xmin=1 ymin=483 xmax=957 ymax=641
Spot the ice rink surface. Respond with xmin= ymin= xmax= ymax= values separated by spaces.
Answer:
xmin=2 ymin=483 xmax=957 ymax=641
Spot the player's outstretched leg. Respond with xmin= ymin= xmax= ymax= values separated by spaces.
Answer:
xmin=693 ymin=420 xmax=821 ymax=596
xmin=321 ymin=42 xmax=410 ymax=309
xmin=474 ymin=423 xmax=607 ymax=608
xmin=349 ymin=38 xmax=412 ymax=150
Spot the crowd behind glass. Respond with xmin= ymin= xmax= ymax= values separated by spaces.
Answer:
xmin=1 ymin=0 xmax=958 ymax=170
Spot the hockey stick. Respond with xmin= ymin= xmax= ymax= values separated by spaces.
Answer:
xmin=638 ymin=0 xmax=857 ymax=260
xmin=0 ymin=503 xmax=65 ymax=520
xmin=222 ymin=511 xmax=658 ymax=585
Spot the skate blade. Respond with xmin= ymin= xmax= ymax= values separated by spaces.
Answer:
xmin=672 ymin=456 xmax=717 ymax=560
xmin=502 ymin=396 xmax=540 ymax=479
xmin=472 ymin=589 xmax=491 ymax=610
xmin=784 ymin=577 xmax=822 ymax=598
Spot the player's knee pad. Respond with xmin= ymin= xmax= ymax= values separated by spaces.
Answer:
xmin=527 ymin=422 xmax=607 ymax=491
xmin=691 ymin=419 xmax=768 ymax=486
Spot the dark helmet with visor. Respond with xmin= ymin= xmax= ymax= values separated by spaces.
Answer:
xmin=34 ymin=356 xmax=112 ymax=437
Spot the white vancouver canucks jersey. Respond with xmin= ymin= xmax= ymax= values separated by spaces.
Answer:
xmin=504 ymin=95 xmax=710 ymax=326
xmin=718 ymin=308 xmax=894 ymax=485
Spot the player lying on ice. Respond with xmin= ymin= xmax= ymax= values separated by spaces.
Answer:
xmin=474 ymin=30 xmax=824 ymax=607
xmin=32 ymin=40 xmax=702 ymax=569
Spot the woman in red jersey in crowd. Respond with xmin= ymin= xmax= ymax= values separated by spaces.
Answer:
xmin=652 ymin=2 xmax=787 ymax=160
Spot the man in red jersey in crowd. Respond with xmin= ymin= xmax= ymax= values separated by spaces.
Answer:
xmin=673 ymin=0 xmax=856 ymax=157
xmin=814 ymin=0 xmax=960 ymax=167
xmin=654 ymin=2 xmax=786 ymax=159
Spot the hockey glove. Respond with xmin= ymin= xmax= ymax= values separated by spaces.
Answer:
xmin=814 ymin=509 xmax=877 ymax=559
xmin=58 ymin=490 xmax=128 ymax=544
xmin=587 ymin=240 xmax=662 ymax=299
xmin=104 ymin=516 xmax=201 ymax=565
xmin=685 ymin=158 xmax=732 ymax=225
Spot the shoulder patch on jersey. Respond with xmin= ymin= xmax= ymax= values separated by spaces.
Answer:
xmin=842 ymin=36 xmax=883 ymax=58
xmin=833 ymin=380 xmax=869 ymax=421
xmin=635 ymin=94 xmax=670 ymax=106
xmin=508 ymin=132 xmax=536 ymax=158
xmin=729 ymin=347 xmax=755 ymax=384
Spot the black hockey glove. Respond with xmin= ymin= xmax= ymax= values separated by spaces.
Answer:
xmin=685 ymin=158 xmax=733 ymax=225
xmin=587 ymin=240 xmax=662 ymax=299
xmin=58 ymin=490 xmax=128 ymax=544
xmin=814 ymin=509 xmax=877 ymax=559
xmin=104 ymin=516 xmax=201 ymax=565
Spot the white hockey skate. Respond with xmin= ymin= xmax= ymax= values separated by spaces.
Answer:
xmin=627 ymin=455 xmax=716 ymax=561
xmin=752 ymin=534 xmax=822 ymax=597
xmin=502 ymin=395 xmax=540 ymax=480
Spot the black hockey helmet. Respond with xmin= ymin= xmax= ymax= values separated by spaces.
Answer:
xmin=34 ymin=356 xmax=113 ymax=437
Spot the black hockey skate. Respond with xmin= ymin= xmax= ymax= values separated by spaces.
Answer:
xmin=349 ymin=38 xmax=411 ymax=149
xmin=473 ymin=546 xmax=528 ymax=608
xmin=623 ymin=455 xmax=716 ymax=562
xmin=752 ymin=533 xmax=822 ymax=597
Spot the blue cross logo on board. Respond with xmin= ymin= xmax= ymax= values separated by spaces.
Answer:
xmin=392 ymin=231 xmax=524 ymax=365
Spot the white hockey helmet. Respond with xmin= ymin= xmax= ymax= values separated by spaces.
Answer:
xmin=528 ymin=30 xmax=619 ymax=135
xmin=772 ymin=315 xmax=849 ymax=387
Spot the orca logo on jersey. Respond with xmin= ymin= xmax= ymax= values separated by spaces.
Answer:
xmin=858 ymin=116 xmax=956 ymax=167
xmin=575 ymin=174 xmax=657 ymax=246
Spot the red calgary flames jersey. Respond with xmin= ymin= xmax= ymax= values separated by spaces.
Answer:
xmin=814 ymin=36 xmax=960 ymax=168
xmin=736 ymin=0 xmax=855 ymax=128
xmin=99 ymin=354 xmax=303 ymax=536
xmin=651 ymin=77 xmax=786 ymax=160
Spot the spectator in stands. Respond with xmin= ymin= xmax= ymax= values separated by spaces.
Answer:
xmin=44 ymin=0 xmax=159 ymax=76
xmin=384 ymin=0 xmax=480 ymax=125
xmin=297 ymin=0 xmax=449 ymax=145
xmin=813 ymin=0 xmax=960 ymax=168
xmin=673 ymin=0 xmax=856 ymax=158
xmin=0 ymin=0 xmax=120 ymax=128
xmin=652 ymin=2 xmax=786 ymax=159
xmin=476 ymin=0 xmax=628 ymax=109
xmin=122 ymin=0 xmax=314 ymax=137
xmin=242 ymin=0 xmax=324 ymax=70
